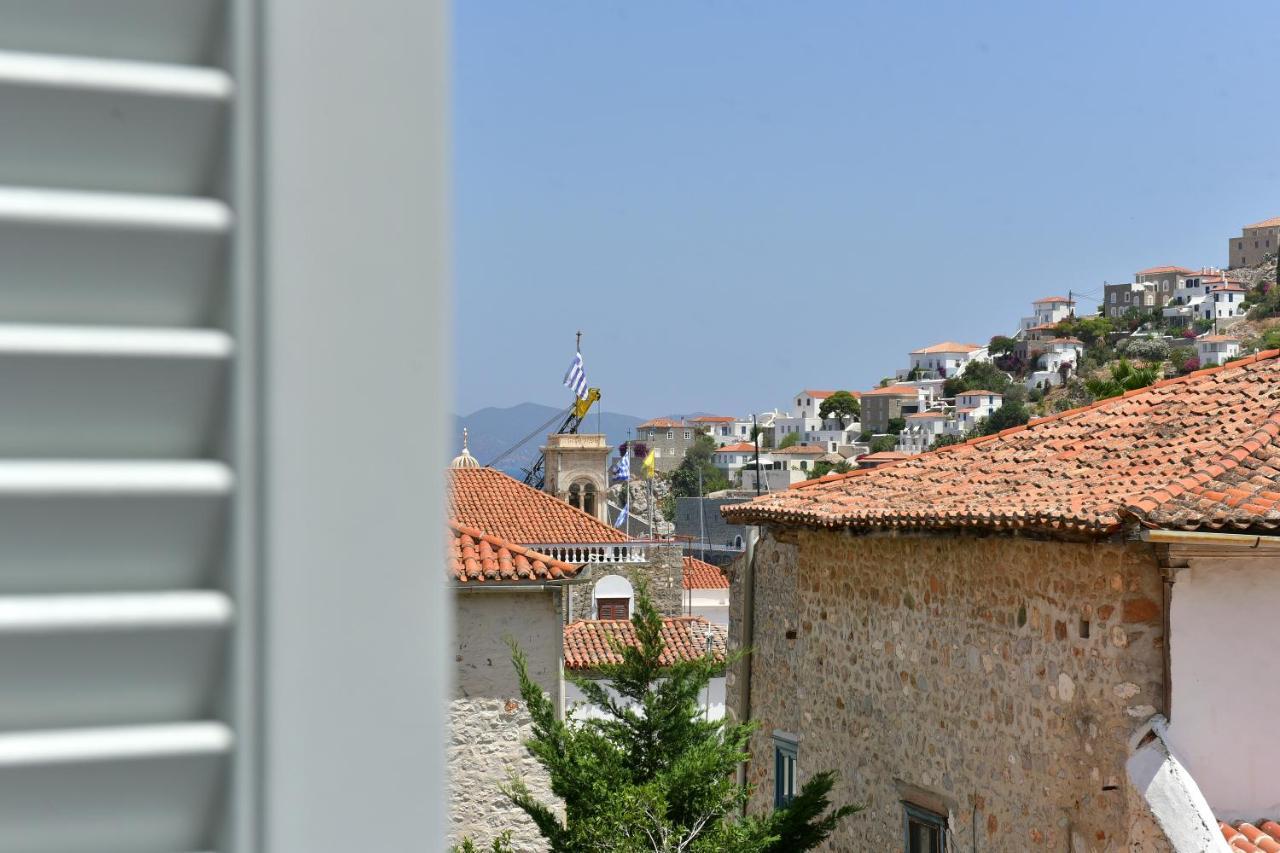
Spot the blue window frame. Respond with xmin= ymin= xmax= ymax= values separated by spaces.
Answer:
xmin=903 ymin=803 xmax=946 ymax=852
xmin=773 ymin=735 xmax=798 ymax=808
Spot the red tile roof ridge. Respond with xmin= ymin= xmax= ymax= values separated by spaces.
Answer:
xmin=722 ymin=350 xmax=1280 ymax=534
xmin=447 ymin=466 xmax=628 ymax=543
xmin=682 ymin=555 xmax=730 ymax=589
xmin=448 ymin=521 xmax=581 ymax=584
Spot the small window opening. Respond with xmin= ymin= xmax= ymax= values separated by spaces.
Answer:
xmin=1079 ymin=618 xmax=1091 ymax=639
xmin=903 ymin=803 xmax=946 ymax=852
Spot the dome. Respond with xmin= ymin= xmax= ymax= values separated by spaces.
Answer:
xmin=450 ymin=428 xmax=481 ymax=469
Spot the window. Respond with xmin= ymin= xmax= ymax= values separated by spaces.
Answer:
xmin=597 ymin=598 xmax=629 ymax=620
xmin=684 ymin=430 xmax=692 ymax=440
xmin=904 ymin=804 xmax=946 ymax=852
xmin=1124 ymin=292 xmax=1130 ymax=303
xmin=667 ymin=430 xmax=674 ymax=440
xmin=773 ymin=736 xmax=798 ymax=807
xmin=1110 ymin=292 xmax=1116 ymax=304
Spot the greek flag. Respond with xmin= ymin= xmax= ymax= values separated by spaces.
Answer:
xmin=614 ymin=503 xmax=629 ymax=528
xmin=563 ymin=351 xmax=589 ymax=400
xmin=611 ymin=454 xmax=630 ymax=482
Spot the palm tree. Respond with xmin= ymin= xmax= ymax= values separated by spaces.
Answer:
xmin=1085 ymin=358 xmax=1159 ymax=400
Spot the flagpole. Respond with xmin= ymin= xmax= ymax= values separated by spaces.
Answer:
xmin=625 ymin=429 xmax=632 ymax=539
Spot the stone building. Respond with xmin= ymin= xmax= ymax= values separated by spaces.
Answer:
xmin=628 ymin=417 xmax=700 ymax=473
xmin=859 ymin=384 xmax=925 ymax=433
xmin=1228 ymin=216 xmax=1280 ymax=269
xmin=542 ymin=432 xmax=609 ymax=524
xmin=1135 ymin=265 xmax=1194 ymax=306
xmin=722 ymin=351 xmax=1280 ymax=852
xmin=674 ymin=495 xmax=750 ymax=566
xmin=446 ymin=520 xmax=584 ymax=850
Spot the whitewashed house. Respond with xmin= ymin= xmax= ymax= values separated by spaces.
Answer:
xmin=711 ymin=442 xmax=760 ymax=478
xmin=954 ymin=390 xmax=1002 ymax=434
xmin=1201 ymin=283 xmax=1247 ymax=323
xmin=691 ymin=416 xmax=740 ymax=446
xmin=682 ymin=556 xmax=729 ymax=626
xmin=1195 ymin=335 xmax=1242 ymax=367
xmin=1025 ymin=337 xmax=1084 ymax=390
xmin=899 ymin=342 xmax=990 ymax=380
xmin=896 ymin=409 xmax=950 ymax=454
xmin=773 ymin=390 xmax=839 ymax=444
xmin=1162 ymin=270 xmax=1223 ymax=325
xmin=1020 ymin=295 xmax=1075 ymax=333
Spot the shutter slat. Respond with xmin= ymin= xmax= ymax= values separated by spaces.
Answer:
xmin=0 ymin=6 xmax=238 ymax=850
xmin=0 ymin=50 xmax=229 ymax=194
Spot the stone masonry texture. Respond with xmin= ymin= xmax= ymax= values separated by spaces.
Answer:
xmin=568 ymin=544 xmax=685 ymax=621
xmin=729 ymin=527 xmax=1169 ymax=852
xmin=450 ymin=591 xmax=562 ymax=851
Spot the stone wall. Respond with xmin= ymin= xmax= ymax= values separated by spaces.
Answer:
xmin=732 ymin=528 xmax=1169 ymax=852
xmin=568 ymin=544 xmax=685 ymax=621
xmin=450 ymin=591 xmax=563 ymax=851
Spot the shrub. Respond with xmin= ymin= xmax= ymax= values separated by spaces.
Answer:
xmin=1180 ymin=356 xmax=1200 ymax=374
xmin=1118 ymin=337 xmax=1170 ymax=362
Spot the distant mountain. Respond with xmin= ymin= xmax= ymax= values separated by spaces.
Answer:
xmin=453 ymin=402 xmax=645 ymax=477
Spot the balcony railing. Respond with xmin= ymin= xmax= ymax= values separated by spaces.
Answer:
xmin=524 ymin=542 xmax=651 ymax=565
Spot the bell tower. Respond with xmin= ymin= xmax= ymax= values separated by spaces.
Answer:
xmin=542 ymin=433 xmax=610 ymax=524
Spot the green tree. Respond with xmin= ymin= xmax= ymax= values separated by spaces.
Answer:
xmin=869 ymin=435 xmax=897 ymax=453
xmin=498 ymin=584 xmax=859 ymax=851
xmin=1084 ymin=358 xmax=1159 ymax=401
xmin=885 ymin=417 xmax=906 ymax=435
xmin=929 ymin=433 xmax=968 ymax=450
xmin=987 ymin=335 xmax=1017 ymax=356
xmin=807 ymin=459 xmax=852 ymax=480
xmin=777 ymin=431 xmax=800 ymax=449
xmin=669 ymin=434 xmax=729 ymax=498
xmin=976 ymin=401 xmax=1031 ymax=436
xmin=817 ymin=391 xmax=861 ymax=426
xmin=1056 ymin=315 xmax=1115 ymax=347
xmin=942 ymin=360 xmax=1012 ymax=398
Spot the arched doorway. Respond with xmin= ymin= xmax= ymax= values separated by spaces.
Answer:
xmin=593 ymin=574 xmax=634 ymax=620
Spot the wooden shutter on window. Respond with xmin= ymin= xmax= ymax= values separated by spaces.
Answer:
xmin=0 ymin=4 xmax=248 ymax=851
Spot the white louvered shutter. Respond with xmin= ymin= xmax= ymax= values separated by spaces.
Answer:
xmin=0 ymin=4 xmax=247 ymax=852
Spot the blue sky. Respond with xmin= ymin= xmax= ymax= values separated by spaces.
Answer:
xmin=454 ymin=1 xmax=1279 ymax=418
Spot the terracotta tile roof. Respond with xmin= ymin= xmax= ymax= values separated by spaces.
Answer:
xmin=1033 ymin=295 xmax=1072 ymax=304
xmin=1220 ymin=820 xmax=1280 ymax=852
xmin=682 ymin=556 xmax=729 ymax=589
xmin=725 ymin=351 xmax=1280 ymax=536
xmin=856 ymin=451 xmax=911 ymax=464
xmin=1044 ymin=337 xmax=1084 ymax=345
xmin=715 ymin=442 xmax=757 ymax=453
xmin=771 ymin=444 xmax=827 ymax=455
xmin=447 ymin=522 xmax=581 ymax=584
xmin=691 ymin=416 xmax=735 ymax=423
xmin=637 ymin=417 xmax=686 ymax=429
xmin=1245 ymin=216 xmax=1280 ymax=230
xmin=1027 ymin=323 xmax=1060 ymax=332
xmin=957 ymin=390 xmax=1001 ymax=397
xmin=799 ymin=389 xmax=838 ymax=398
xmin=1137 ymin=265 xmax=1194 ymax=276
xmin=907 ymin=411 xmax=946 ymax=419
xmin=862 ymin=385 xmax=922 ymax=397
xmin=448 ymin=467 xmax=626 ymax=544
xmin=563 ymin=616 xmax=727 ymax=670
xmin=1199 ymin=335 xmax=1242 ymax=343
xmin=910 ymin=342 xmax=984 ymax=354
xmin=1212 ymin=284 xmax=1248 ymax=293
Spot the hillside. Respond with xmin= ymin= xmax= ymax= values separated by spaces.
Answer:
xmin=453 ymin=402 xmax=643 ymax=476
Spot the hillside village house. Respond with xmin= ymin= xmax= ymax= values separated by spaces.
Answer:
xmin=1026 ymin=337 xmax=1083 ymax=389
xmin=900 ymin=341 xmax=990 ymax=380
xmin=722 ymin=351 xmax=1280 ymax=851
xmin=1104 ymin=280 xmax=1157 ymax=317
xmin=692 ymin=415 xmax=744 ymax=445
xmin=860 ymin=384 xmax=928 ymax=433
xmin=1162 ymin=270 xmax=1230 ymax=326
xmin=896 ymin=409 xmax=949 ymax=454
xmin=1202 ymin=282 xmax=1247 ymax=324
xmin=713 ymin=441 xmax=759 ymax=479
xmin=682 ymin=555 xmax=730 ymax=625
xmin=1228 ymin=215 xmax=1280 ymax=269
xmin=1020 ymin=295 xmax=1076 ymax=333
xmin=1195 ymin=335 xmax=1242 ymax=367
xmin=954 ymin=389 xmax=1002 ymax=432
xmin=630 ymin=418 xmax=699 ymax=473
xmin=774 ymin=390 xmax=859 ymax=447
xmin=1135 ymin=265 xmax=1194 ymax=304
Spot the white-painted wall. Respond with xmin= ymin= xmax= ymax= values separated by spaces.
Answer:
xmin=566 ymin=676 xmax=725 ymax=722
xmin=1166 ymin=556 xmax=1280 ymax=822
xmin=684 ymin=588 xmax=729 ymax=627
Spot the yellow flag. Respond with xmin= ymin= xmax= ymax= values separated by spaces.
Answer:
xmin=573 ymin=388 xmax=600 ymax=420
xmin=642 ymin=449 xmax=656 ymax=479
